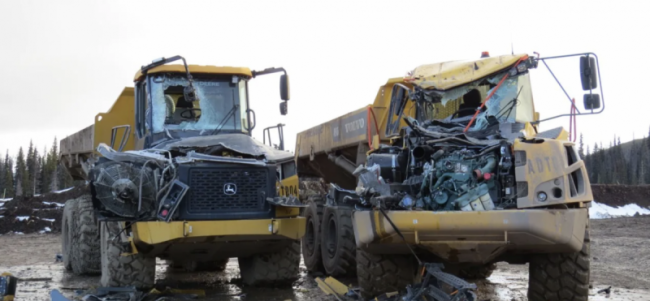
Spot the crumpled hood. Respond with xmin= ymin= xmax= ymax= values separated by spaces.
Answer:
xmin=155 ymin=133 xmax=294 ymax=163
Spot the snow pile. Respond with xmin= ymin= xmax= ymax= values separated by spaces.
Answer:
xmin=53 ymin=187 xmax=74 ymax=194
xmin=16 ymin=216 xmax=30 ymax=221
xmin=590 ymin=201 xmax=650 ymax=219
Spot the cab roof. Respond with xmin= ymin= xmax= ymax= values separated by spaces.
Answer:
xmin=406 ymin=53 xmax=528 ymax=91
xmin=134 ymin=64 xmax=253 ymax=81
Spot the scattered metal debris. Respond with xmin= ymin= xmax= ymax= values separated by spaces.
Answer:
xmin=50 ymin=289 xmax=70 ymax=301
xmin=74 ymin=286 xmax=205 ymax=301
xmin=316 ymin=264 xmax=476 ymax=301
xmin=597 ymin=286 xmax=612 ymax=298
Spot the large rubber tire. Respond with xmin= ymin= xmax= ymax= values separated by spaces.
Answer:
xmin=357 ymin=250 xmax=416 ymax=299
xmin=71 ymin=195 xmax=101 ymax=275
xmin=100 ymin=222 xmax=156 ymax=289
xmin=238 ymin=241 xmax=300 ymax=286
xmin=320 ymin=207 xmax=356 ymax=276
xmin=301 ymin=199 xmax=324 ymax=273
xmin=61 ymin=198 xmax=79 ymax=271
xmin=528 ymin=222 xmax=590 ymax=301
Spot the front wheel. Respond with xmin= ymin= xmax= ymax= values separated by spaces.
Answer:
xmin=356 ymin=250 xmax=416 ymax=299
xmin=527 ymin=223 xmax=590 ymax=301
xmin=238 ymin=241 xmax=300 ymax=286
xmin=100 ymin=222 xmax=155 ymax=289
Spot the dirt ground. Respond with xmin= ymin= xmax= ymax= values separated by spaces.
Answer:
xmin=1 ymin=216 xmax=649 ymax=301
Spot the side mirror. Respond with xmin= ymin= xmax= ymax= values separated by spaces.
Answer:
xmin=280 ymin=74 xmax=290 ymax=101
xmin=280 ymin=101 xmax=288 ymax=115
xmin=580 ymin=56 xmax=598 ymax=91
xmin=584 ymin=94 xmax=601 ymax=110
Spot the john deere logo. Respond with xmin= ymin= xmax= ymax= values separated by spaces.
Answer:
xmin=224 ymin=183 xmax=237 ymax=195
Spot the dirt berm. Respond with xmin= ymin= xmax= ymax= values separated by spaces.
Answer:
xmin=591 ymin=184 xmax=650 ymax=208
xmin=0 ymin=185 xmax=88 ymax=234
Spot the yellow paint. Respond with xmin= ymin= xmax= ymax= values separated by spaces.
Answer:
xmin=93 ymin=87 xmax=136 ymax=153
xmin=407 ymin=54 xmax=528 ymax=90
xmin=315 ymin=277 xmax=350 ymax=297
xmin=132 ymin=218 xmax=305 ymax=245
xmin=275 ymin=174 xmax=300 ymax=217
xmin=134 ymin=64 xmax=252 ymax=81
xmin=353 ymin=208 xmax=588 ymax=259
xmin=513 ymin=139 xmax=593 ymax=208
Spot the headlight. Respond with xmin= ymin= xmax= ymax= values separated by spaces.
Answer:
xmin=537 ymin=191 xmax=548 ymax=202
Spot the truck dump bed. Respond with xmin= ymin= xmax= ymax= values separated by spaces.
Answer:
xmin=60 ymin=125 xmax=95 ymax=180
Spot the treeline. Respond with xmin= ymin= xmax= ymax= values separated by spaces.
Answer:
xmin=0 ymin=138 xmax=74 ymax=199
xmin=582 ymin=131 xmax=650 ymax=185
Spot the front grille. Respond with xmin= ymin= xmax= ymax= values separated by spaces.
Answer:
xmin=187 ymin=168 xmax=268 ymax=213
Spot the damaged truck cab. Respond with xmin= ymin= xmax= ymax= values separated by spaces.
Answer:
xmin=60 ymin=56 xmax=305 ymax=288
xmin=296 ymin=53 xmax=602 ymax=300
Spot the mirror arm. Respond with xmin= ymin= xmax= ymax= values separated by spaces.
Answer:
xmin=540 ymin=59 xmax=581 ymax=114
xmin=252 ymin=67 xmax=287 ymax=78
xmin=532 ymin=52 xmax=605 ymax=124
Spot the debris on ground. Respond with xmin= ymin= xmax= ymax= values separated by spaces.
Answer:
xmin=317 ymin=263 xmax=476 ymax=301
xmin=73 ymin=286 xmax=205 ymax=301
xmin=597 ymin=286 xmax=612 ymax=298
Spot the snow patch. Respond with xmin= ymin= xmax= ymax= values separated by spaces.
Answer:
xmin=42 ymin=201 xmax=65 ymax=207
xmin=590 ymin=201 xmax=650 ymax=219
xmin=16 ymin=216 xmax=30 ymax=221
xmin=42 ymin=218 xmax=55 ymax=222
xmin=0 ymin=198 xmax=11 ymax=202
xmin=53 ymin=187 xmax=74 ymax=194
xmin=39 ymin=227 xmax=52 ymax=234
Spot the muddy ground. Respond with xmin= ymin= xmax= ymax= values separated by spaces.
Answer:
xmin=1 ymin=216 xmax=649 ymax=301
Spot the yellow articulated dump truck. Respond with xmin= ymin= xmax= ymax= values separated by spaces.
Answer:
xmin=296 ymin=52 xmax=603 ymax=300
xmin=59 ymin=56 xmax=304 ymax=288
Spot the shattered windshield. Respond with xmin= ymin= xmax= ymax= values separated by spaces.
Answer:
xmin=420 ymin=73 xmax=535 ymax=131
xmin=149 ymin=74 xmax=248 ymax=134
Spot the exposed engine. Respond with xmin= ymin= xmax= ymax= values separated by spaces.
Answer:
xmin=347 ymin=124 xmax=518 ymax=212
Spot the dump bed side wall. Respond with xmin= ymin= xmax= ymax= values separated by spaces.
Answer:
xmin=59 ymin=87 xmax=136 ymax=180
xmin=60 ymin=125 xmax=95 ymax=180
xmin=295 ymin=78 xmax=412 ymax=187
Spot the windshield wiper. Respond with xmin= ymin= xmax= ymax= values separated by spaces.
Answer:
xmin=496 ymin=86 xmax=524 ymax=121
xmin=210 ymin=105 xmax=239 ymax=136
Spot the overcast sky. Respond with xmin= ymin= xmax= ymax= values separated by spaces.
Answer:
xmin=0 ymin=0 xmax=647 ymax=160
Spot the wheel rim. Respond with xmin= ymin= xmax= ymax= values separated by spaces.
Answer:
xmin=326 ymin=216 xmax=338 ymax=258
xmin=304 ymin=217 xmax=316 ymax=255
